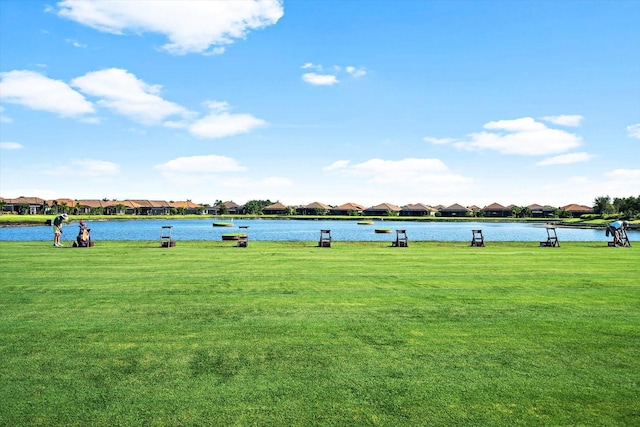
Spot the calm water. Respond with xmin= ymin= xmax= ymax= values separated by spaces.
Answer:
xmin=1 ymin=219 xmax=634 ymax=242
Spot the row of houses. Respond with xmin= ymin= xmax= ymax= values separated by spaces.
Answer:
xmin=0 ymin=197 xmax=208 ymax=215
xmin=262 ymin=202 xmax=594 ymax=217
xmin=0 ymin=197 xmax=595 ymax=217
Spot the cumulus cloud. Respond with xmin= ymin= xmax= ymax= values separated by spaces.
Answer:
xmin=627 ymin=123 xmax=640 ymax=139
xmin=302 ymin=73 xmax=339 ymax=86
xmin=0 ymin=70 xmax=95 ymax=117
xmin=536 ymin=152 xmax=596 ymax=166
xmin=324 ymin=157 xmax=470 ymax=185
xmin=1 ymin=68 xmax=266 ymax=139
xmin=452 ymin=117 xmax=582 ymax=155
xmin=188 ymin=104 xmax=266 ymax=139
xmin=56 ymin=0 xmax=284 ymax=55
xmin=540 ymin=115 xmax=583 ymax=127
xmin=71 ymin=68 xmax=191 ymax=125
xmin=0 ymin=142 xmax=24 ymax=150
xmin=156 ymin=155 xmax=247 ymax=173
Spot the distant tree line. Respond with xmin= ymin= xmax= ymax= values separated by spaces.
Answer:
xmin=592 ymin=195 xmax=640 ymax=219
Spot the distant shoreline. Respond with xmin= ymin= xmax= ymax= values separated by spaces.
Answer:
xmin=1 ymin=215 xmax=633 ymax=230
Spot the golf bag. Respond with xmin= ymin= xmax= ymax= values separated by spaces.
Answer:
xmin=73 ymin=221 xmax=94 ymax=247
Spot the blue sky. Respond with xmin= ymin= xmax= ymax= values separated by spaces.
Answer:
xmin=1 ymin=0 xmax=638 ymax=208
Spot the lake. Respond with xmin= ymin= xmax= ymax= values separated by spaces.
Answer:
xmin=0 ymin=219 xmax=634 ymax=242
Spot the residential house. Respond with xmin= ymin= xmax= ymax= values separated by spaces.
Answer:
xmin=364 ymin=203 xmax=402 ymax=216
xmin=1 ymin=197 xmax=46 ymax=214
xmin=400 ymin=203 xmax=433 ymax=216
xmin=127 ymin=200 xmax=173 ymax=215
xmin=262 ymin=202 xmax=289 ymax=215
xmin=562 ymin=204 xmax=594 ymax=217
xmin=222 ymin=201 xmax=244 ymax=214
xmin=482 ymin=202 xmax=512 ymax=217
xmin=330 ymin=202 xmax=365 ymax=216
xmin=439 ymin=203 xmax=471 ymax=217
xmin=170 ymin=201 xmax=202 ymax=214
xmin=297 ymin=202 xmax=331 ymax=215
xmin=528 ymin=204 xmax=556 ymax=218
xmin=49 ymin=198 xmax=77 ymax=213
xmin=76 ymin=199 xmax=108 ymax=215
xmin=103 ymin=200 xmax=140 ymax=215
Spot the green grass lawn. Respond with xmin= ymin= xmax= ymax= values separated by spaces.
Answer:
xmin=1 ymin=240 xmax=638 ymax=426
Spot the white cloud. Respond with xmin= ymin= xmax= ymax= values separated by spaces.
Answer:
xmin=540 ymin=115 xmax=583 ymax=127
xmin=56 ymin=0 xmax=284 ymax=55
xmin=325 ymin=157 xmax=470 ymax=185
xmin=345 ymin=66 xmax=366 ymax=77
xmin=605 ymin=168 xmax=640 ymax=180
xmin=301 ymin=63 xmax=366 ymax=85
xmin=483 ymin=117 xmax=547 ymax=132
xmin=536 ymin=152 xmax=596 ymax=166
xmin=156 ymin=155 xmax=247 ymax=173
xmin=189 ymin=112 xmax=266 ymax=139
xmin=65 ymin=38 xmax=87 ymax=48
xmin=455 ymin=117 xmax=582 ymax=155
xmin=322 ymin=160 xmax=350 ymax=171
xmin=302 ymin=73 xmax=339 ymax=86
xmin=424 ymin=137 xmax=457 ymax=145
xmin=0 ymin=142 xmax=24 ymax=150
xmin=0 ymin=70 xmax=95 ymax=117
xmin=44 ymin=158 xmax=120 ymax=176
xmin=627 ymin=123 xmax=640 ymax=139
xmin=71 ymin=68 xmax=190 ymax=125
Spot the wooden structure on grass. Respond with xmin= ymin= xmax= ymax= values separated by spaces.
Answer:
xmin=392 ymin=229 xmax=408 ymax=247
xmin=540 ymin=225 xmax=559 ymax=247
xmin=318 ymin=229 xmax=332 ymax=247
xmin=470 ymin=229 xmax=485 ymax=247
xmin=160 ymin=226 xmax=176 ymax=247
xmin=237 ymin=226 xmax=249 ymax=247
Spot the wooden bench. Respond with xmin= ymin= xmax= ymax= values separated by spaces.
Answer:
xmin=318 ymin=229 xmax=331 ymax=247
xmin=540 ymin=226 xmax=559 ymax=247
xmin=160 ymin=226 xmax=176 ymax=247
xmin=236 ymin=226 xmax=249 ymax=247
xmin=470 ymin=229 xmax=484 ymax=247
xmin=392 ymin=229 xmax=408 ymax=247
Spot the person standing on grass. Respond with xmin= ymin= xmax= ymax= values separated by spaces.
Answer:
xmin=52 ymin=213 xmax=68 ymax=247
xmin=606 ymin=220 xmax=629 ymax=246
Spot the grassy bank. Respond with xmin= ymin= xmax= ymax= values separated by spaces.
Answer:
xmin=0 ymin=241 xmax=638 ymax=426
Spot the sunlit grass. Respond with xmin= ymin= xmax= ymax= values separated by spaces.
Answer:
xmin=0 ymin=241 xmax=638 ymax=426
